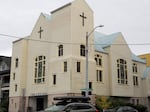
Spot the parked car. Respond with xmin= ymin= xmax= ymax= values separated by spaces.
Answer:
xmin=44 ymin=96 xmax=99 ymax=112
xmin=103 ymin=106 xmax=138 ymax=112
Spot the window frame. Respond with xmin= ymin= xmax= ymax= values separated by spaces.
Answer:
xmin=96 ymin=70 xmax=102 ymax=82
xmin=58 ymin=45 xmax=63 ymax=56
xmin=34 ymin=56 xmax=46 ymax=84
xmin=95 ymin=54 xmax=102 ymax=66
xmin=15 ymin=58 xmax=19 ymax=68
xmin=53 ymin=74 xmax=56 ymax=85
xmin=77 ymin=61 xmax=81 ymax=73
xmin=80 ymin=44 xmax=85 ymax=56
xmin=15 ymin=84 xmax=17 ymax=92
xmin=64 ymin=61 xmax=67 ymax=72
xmin=132 ymin=63 xmax=138 ymax=73
xmin=133 ymin=76 xmax=139 ymax=86
xmin=117 ymin=59 xmax=128 ymax=85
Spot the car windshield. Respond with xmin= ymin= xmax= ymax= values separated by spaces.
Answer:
xmin=45 ymin=105 xmax=65 ymax=111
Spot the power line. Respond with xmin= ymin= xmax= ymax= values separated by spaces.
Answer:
xmin=0 ymin=34 xmax=21 ymax=39
xmin=1 ymin=33 xmax=150 ymax=46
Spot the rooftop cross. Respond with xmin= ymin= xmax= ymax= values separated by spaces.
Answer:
xmin=38 ymin=27 xmax=44 ymax=39
xmin=80 ymin=12 xmax=87 ymax=26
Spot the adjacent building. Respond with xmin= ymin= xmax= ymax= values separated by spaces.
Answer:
xmin=0 ymin=56 xmax=11 ymax=102
xmin=139 ymin=53 xmax=150 ymax=67
xmin=9 ymin=0 xmax=150 ymax=111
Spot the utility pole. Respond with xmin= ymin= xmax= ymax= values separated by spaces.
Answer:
xmin=85 ymin=25 xmax=104 ymax=96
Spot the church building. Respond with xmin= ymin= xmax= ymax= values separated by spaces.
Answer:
xmin=9 ymin=0 xmax=150 ymax=111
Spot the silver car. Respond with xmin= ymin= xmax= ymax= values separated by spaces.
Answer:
xmin=44 ymin=102 xmax=98 ymax=112
xmin=44 ymin=96 xmax=99 ymax=112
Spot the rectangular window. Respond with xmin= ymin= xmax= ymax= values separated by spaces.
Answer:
xmin=35 ymin=56 xmax=46 ymax=84
xmin=53 ymin=75 xmax=56 ymax=85
xmin=96 ymin=70 xmax=102 ymax=82
xmin=38 ymin=62 xmax=42 ymax=77
xmin=133 ymin=76 xmax=139 ymax=86
xmin=117 ymin=59 xmax=128 ymax=85
xmin=89 ymin=82 xmax=92 ymax=89
xmin=77 ymin=61 xmax=81 ymax=72
xmin=15 ymin=58 xmax=19 ymax=68
xmin=89 ymin=82 xmax=92 ymax=95
xmin=80 ymin=45 xmax=85 ymax=56
xmin=64 ymin=61 xmax=67 ymax=72
xmin=13 ymin=73 xmax=15 ymax=80
xmin=15 ymin=84 xmax=17 ymax=92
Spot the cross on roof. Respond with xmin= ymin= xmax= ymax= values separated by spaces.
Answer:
xmin=80 ymin=12 xmax=87 ymax=26
xmin=38 ymin=27 xmax=44 ymax=39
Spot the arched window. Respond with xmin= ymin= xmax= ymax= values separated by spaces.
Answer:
xmin=80 ymin=45 xmax=85 ymax=56
xmin=132 ymin=63 xmax=138 ymax=73
xmin=34 ymin=56 xmax=46 ymax=83
xmin=58 ymin=45 xmax=63 ymax=56
xmin=117 ymin=59 xmax=128 ymax=85
xmin=95 ymin=54 xmax=102 ymax=66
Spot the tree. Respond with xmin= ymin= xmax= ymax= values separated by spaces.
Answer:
xmin=96 ymin=96 xmax=111 ymax=111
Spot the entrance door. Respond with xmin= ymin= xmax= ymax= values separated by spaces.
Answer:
xmin=36 ymin=98 xmax=44 ymax=111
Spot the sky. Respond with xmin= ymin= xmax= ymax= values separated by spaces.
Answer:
xmin=0 ymin=0 xmax=150 ymax=56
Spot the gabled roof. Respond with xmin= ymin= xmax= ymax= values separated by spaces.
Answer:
xmin=94 ymin=32 xmax=146 ymax=63
xmin=94 ymin=31 xmax=120 ymax=53
xmin=51 ymin=3 xmax=71 ymax=14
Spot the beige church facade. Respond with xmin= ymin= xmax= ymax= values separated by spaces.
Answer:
xmin=9 ymin=0 xmax=150 ymax=112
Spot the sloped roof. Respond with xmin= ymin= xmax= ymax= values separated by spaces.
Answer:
xmin=41 ymin=13 xmax=51 ymax=21
xmin=132 ymin=53 xmax=146 ymax=63
xmin=94 ymin=32 xmax=146 ymax=63
xmin=94 ymin=31 xmax=120 ymax=53
xmin=143 ymin=67 xmax=150 ymax=78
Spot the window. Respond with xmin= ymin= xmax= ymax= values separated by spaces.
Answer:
xmin=53 ymin=74 xmax=56 ymax=85
xmin=15 ymin=58 xmax=19 ymax=68
xmin=137 ymin=99 xmax=139 ymax=105
xmin=89 ymin=82 xmax=92 ymax=95
xmin=77 ymin=61 xmax=81 ymax=72
xmin=95 ymin=54 xmax=102 ymax=66
xmin=13 ymin=73 xmax=15 ymax=80
xmin=117 ymin=59 xmax=128 ymax=85
xmin=80 ymin=45 xmax=85 ymax=56
xmin=89 ymin=82 xmax=92 ymax=89
xmin=81 ymin=91 xmax=85 ymax=96
xmin=64 ymin=61 xmax=67 ymax=72
xmin=96 ymin=70 xmax=102 ymax=82
xmin=58 ymin=45 xmax=63 ymax=56
xmin=15 ymin=84 xmax=17 ymax=92
xmin=133 ymin=76 xmax=139 ymax=86
xmin=132 ymin=63 xmax=138 ymax=73
xmin=0 ymin=62 xmax=6 ymax=71
xmin=132 ymin=99 xmax=135 ymax=104
xmin=34 ymin=56 xmax=46 ymax=83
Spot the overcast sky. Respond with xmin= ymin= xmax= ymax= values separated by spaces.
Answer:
xmin=0 ymin=0 xmax=150 ymax=56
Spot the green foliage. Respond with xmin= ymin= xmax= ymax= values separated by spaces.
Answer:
xmin=109 ymin=97 xmax=127 ymax=107
xmin=96 ymin=96 xmax=112 ymax=111
xmin=95 ymin=96 xmax=147 ymax=112
xmin=134 ymin=104 xmax=147 ymax=112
